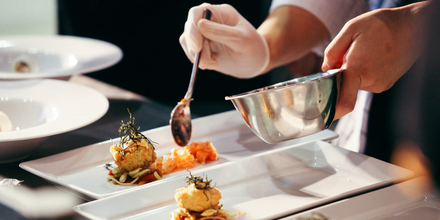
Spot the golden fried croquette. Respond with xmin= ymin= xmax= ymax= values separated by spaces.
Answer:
xmin=174 ymin=184 xmax=222 ymax=212
xmin=110 ymin=138 xmax=156 ymax=171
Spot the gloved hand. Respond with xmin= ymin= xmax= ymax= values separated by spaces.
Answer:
xmin=180 ymin=3 xmax=270 ymax=79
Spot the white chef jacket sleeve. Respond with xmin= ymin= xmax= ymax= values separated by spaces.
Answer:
xmin=269 ymin=0 xmax=369 ymax=56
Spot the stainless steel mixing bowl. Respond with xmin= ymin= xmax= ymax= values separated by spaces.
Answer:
xmin=225 ymin=68 xmax=343 ymax=144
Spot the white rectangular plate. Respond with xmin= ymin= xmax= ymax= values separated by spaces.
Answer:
xmin=284 ymin=177 xmax=439 ymax=220
xmin=73 ymin=140 xmax=413 ymax=220
xmin=19 ymin=110 xmax=338 ymax=199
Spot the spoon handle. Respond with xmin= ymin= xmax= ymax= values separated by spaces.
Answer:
xmin=184 ymin=8 xmax=212 ymax=100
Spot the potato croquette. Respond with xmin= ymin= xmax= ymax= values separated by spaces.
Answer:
xmin=110 ymin=138 xmax=157 ymax=171
xmin=171 ymin=173 xmax=243 ymax=220
xmin=174 ymin=184 xmax=222 ymax=212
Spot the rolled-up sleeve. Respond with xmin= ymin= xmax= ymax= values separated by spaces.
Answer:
xmin=270 ymin=0 xmax=369 ymax=56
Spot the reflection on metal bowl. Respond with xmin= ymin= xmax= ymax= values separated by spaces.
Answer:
xmin=225 ymin=69 xmax=343 ymax=144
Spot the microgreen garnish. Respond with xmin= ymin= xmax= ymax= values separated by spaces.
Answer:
xmin=118 ymin=109 xmax=157 ymax=154
xmin=185 ymin=172 xmax=214 ymax=190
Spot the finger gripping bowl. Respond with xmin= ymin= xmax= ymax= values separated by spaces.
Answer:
xmin=225 ymin=69 xmax=342 ymax=144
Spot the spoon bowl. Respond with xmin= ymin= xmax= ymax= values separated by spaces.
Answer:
xmin=170 ymin=98 xmax=192 ymax=146
xmin=170 ymin=9 xmax=211 ymax=146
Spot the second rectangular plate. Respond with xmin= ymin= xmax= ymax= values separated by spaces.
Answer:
xmin=74 ymin=140 xmax=413 ymax=220
xmin=283 ymin=177 xmax=438 ymax=220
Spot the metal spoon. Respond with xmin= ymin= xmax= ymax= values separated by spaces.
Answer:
xmin=170 ymin=9 xmax=211 ymax=146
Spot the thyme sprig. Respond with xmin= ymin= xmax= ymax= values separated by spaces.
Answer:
xmin=118 ymin=109 xmax=157 ymax=154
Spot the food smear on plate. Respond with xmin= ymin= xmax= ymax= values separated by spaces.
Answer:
xmin=0 ymin=111 xmax=12 ymax=132
xmin=13 ymin=55 xmax=36 ymax=73
xmin=172 ymin=172 xmax=244 ymax=220
xmin=14 ymin=61 xmax=32 ymax=72
xmin=107 ymin=110 xmax=219 ymax=186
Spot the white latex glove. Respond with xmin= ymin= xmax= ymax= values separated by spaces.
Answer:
xmin=179 ymin=3 xmax=270 ymax=79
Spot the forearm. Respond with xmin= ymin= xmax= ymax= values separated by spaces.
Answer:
xmin=392 ymin=1 xmax=430 ymax=60
xmin=257 ymin=5 xmax=329 ymax=73
xmin=321 ymin=1 xmax=430 ymax=119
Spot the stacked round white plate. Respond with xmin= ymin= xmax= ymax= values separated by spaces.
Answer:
xmin=0 ymin=35 xmax=122 ymax=163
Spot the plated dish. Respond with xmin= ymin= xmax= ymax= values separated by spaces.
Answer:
xmin=106 ymin=110 xmax=219 ymax=186
xmin=73 ymin=140 xmax=413 ymax=220
xmin=0 ymin=35 xmax=122 ymax=79
xmin=0 ymin=79 xmax=109 ymax=163
xmin=20 ymin=111 xmax=338 ymax=199
xmin=171 ymin=172 xmax=244 ymax=220
xmin=283 ymin=177 xmax=439 ymax=220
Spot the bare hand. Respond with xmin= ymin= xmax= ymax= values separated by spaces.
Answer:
xmin=322 ymin=2 xmax=427 ymax=119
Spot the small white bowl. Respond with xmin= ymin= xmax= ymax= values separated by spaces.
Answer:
xmin=0 ymin=35 xmax=122 ymax=79
xmin=0 ymin=79 xmax=109 ymax=163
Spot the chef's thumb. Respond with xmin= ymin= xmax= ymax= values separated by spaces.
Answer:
xmin=322 ymin=31 xmax=353 ymax=72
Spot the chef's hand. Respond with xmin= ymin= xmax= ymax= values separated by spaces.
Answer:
xmin=321 ymin=2 xmax=427 ymax=119
xmin=180 ymin=3 xmax=269 ymax=78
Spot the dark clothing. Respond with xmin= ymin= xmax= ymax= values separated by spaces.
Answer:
xmin=366 ymin=0 xmax=440 ymax=189
xmin=365 ymin=0 xmax=426 ymax=162
xmin=419 ymin=0 xmax=440 ymax=190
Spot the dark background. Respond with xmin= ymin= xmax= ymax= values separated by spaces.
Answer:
xmin=56 ymin=0 xmax=429 ymax=163
xmin=58 ymin=0 xmax=273 ymax=117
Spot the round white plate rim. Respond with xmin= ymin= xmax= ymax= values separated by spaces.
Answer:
xmin=0 ymin=79 xmax=109 ymax=142
xmin=0 ymin=35 xmax=122 ymax=79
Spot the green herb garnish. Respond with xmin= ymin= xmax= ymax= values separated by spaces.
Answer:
xmin=185 ymin=172 xmax=213 ymax=190
xmin=185 ymin=172 xmax=216 ymax=201
xmin=118 ymin=109 xmax=157 ymax=154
